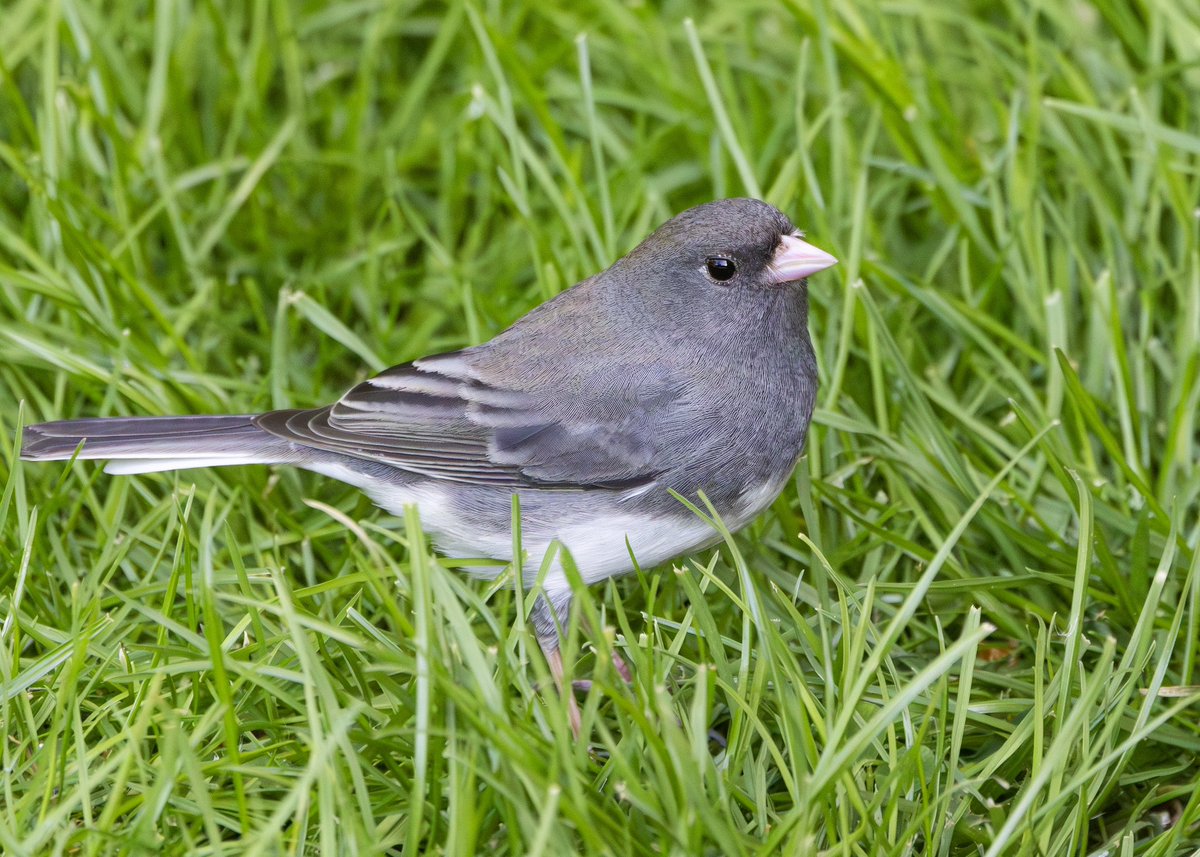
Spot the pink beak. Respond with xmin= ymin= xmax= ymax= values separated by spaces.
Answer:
xmin=768 ymin=233 xmax=838 ymax=284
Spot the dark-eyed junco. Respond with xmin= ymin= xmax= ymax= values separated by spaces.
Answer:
xmin=22 ymin=198 xmax=837 ymax=729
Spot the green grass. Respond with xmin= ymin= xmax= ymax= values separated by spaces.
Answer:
xmin=2 ymin=0 xmax=1199 ymax=853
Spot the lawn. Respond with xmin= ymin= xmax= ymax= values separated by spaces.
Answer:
xmin=2 ymin=0 xmax=1199 ymax=854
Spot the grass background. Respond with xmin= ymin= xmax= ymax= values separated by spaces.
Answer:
xmin=2 ymin=0 xmax=1199 ymax=853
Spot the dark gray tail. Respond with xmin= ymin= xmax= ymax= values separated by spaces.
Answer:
xmin=21 ymin=415 xmax=294 ymax=475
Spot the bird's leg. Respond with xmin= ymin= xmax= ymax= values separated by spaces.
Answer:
xmin=530 ymin=590 xmax=629 ymax=733
xmin=570 ymin=649 xmax=632 ymax=692
xmin=610 ymin=649 xmax=632 ymax=684
xmin=529 ymin=590 xmax=728 ymax=747
xmin=541 ymin=641 xmax=582 ymax=737
xmin=532 ymin=590 xmax=582 ymax=736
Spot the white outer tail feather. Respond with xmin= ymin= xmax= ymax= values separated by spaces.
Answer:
xmin=103 ymin=455 xmax=280 ymax=475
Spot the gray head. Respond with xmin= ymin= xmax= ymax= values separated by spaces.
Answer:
xmin=585 ymin=198 xmax=838 ymax=347
xmin=483 ymin=198 xmax=837 ymax=364
xmin=620 ymin=198 xmax=836 ymax=296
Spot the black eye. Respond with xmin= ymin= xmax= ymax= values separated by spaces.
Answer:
xmin=705 ymin=256 xmax=737 ymax=282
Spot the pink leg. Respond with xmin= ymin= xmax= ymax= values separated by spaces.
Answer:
xmin=567 ymin=647 xmax=633 ymax=693
xmin=611 ymin=649 xmax=632 ymax=684
xmin=543 ymin=645 xmax=582 ymax=737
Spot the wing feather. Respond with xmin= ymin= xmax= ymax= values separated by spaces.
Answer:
xmin=254 ymin=349 xmax=676 ymax=490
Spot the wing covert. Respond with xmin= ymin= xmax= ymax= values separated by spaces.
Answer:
xmin=254 ymin=350 xmax=679 ymax=490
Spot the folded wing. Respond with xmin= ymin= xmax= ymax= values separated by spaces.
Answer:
xmin=253 ymin=350 xmax=680 ymax=491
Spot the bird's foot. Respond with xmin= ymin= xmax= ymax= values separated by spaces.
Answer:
xmin=569 ymin=648 xmax=633 ymax=694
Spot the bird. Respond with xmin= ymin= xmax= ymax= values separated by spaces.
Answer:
xmin=21 ymin=197 xmax=837 ymax=732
